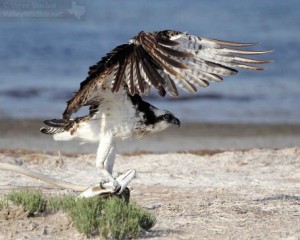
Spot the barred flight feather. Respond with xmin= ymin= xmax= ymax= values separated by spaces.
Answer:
xmin=63 ymin=30 xmax=271 ymax=119
xmin=134 ymin=56 xmax=145 ymax=93
xmin=157 ymin=70 xmax=179 ymax=97
xmin=40 ymin=127 xmax=65 ymax=135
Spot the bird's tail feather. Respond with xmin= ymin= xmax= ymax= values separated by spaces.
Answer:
xmin=40 ymin=119 xmax=70 ymax=135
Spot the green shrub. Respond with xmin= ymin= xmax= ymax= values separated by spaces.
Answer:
xmin=3 ymin=189 xmax=156 ymax=239
xmin=7 ymin=189 xmax=45 ymax=216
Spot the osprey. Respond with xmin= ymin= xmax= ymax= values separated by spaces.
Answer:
xmin=41 ymin=30 xmax=271 ymax=195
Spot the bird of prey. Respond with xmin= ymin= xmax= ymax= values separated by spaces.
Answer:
xmin=41 ymin=30 xmax=271 ymax=195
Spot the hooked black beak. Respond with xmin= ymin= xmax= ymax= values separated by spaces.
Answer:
xmin=171 ymin=117 xmax=180 ymax=127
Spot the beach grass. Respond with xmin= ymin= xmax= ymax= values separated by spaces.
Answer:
xmin=2 ymin=189 xmax=156 ymax=239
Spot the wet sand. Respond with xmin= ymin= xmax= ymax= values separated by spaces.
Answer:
xmin=1 ymin=119 xmax=300 ymax=154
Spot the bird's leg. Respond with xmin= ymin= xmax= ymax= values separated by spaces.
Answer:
xmin=104 ymin=143 xmax=116 ymax=176
xmin=95 ymin=133 xmax=119 ymax=191
xmin=93 ymin=133 xmax=135 ymax=195
xmin=79 ymin=133 xmax=135 ymax=198
xmin=78 ymin=169 xmax=136 ymax=198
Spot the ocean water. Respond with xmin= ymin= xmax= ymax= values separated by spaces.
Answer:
xmin=0 ymin=0 xmax=300 ymax=124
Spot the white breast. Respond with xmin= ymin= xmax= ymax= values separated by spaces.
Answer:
xmin=70 ymin=90 xmax=143 ymax=142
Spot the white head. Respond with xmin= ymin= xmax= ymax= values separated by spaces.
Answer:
xmin=129 ymin=94 xmax=180 ymax=134
xmin=140 ymin=105 xmax=180 ymax=133
xmin=145 ymin=106 xmax=180 ymax=132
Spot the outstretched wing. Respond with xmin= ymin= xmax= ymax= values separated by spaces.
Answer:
xmin=63 ymin=30 xmax=271 ymax=119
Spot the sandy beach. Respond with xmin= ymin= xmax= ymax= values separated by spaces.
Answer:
xmin=1 ymin=119 xmax=300 ymax=239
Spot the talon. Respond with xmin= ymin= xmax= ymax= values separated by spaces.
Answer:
xmin=99 ymin=179 xmax=107 ymax=189
xmin=79 ymin=171 xmax=135 ymax=198
xmin=112 ymin=171 xmax=121 ymax=179
xmin=115 ymin=170 xmax=136 ymax=194
xmin=99 ymin=178 xmax=121 ymax=193
xmin=113 ymin=180 xmax=121 ymax=193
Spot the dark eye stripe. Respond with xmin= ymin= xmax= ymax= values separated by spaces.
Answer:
xmin=164 ymin=114 xmax=171 ymax=120
xmin=128 ymin=94 xmax=158 ymax=125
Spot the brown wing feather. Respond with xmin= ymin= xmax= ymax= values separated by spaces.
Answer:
xmin=134 ymin=47 xmax=145 ymax=93
xmin=63 ymin=30 xmax=272 ymax=119
xmin=63 ymin=44 xmax=133 ymax=119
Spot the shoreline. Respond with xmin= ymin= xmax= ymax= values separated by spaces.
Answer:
xmin=1 ymin=119 xmax=300 ymax=153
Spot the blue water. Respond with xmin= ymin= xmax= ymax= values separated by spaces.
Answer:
xmin=0 ymin=0 xmax=300 ymax=123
